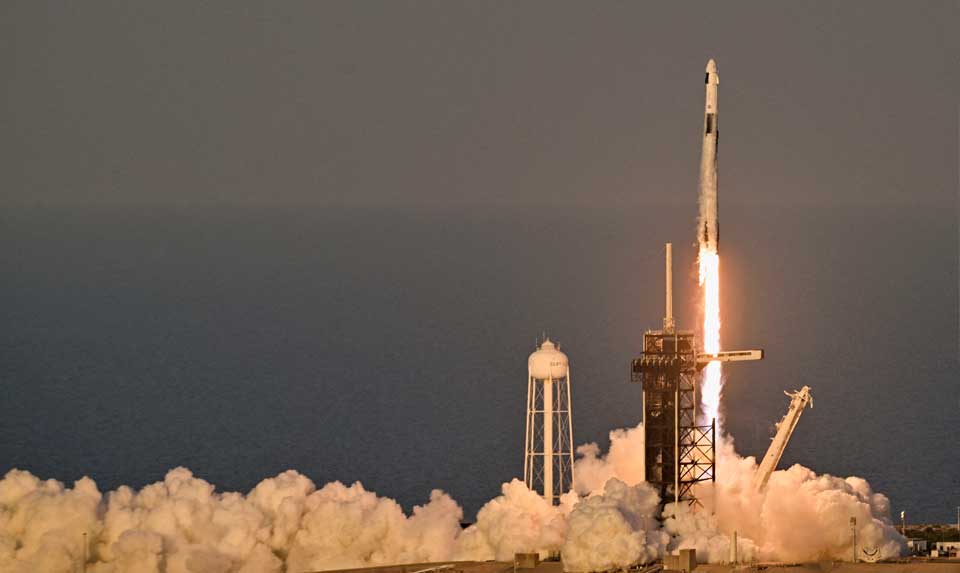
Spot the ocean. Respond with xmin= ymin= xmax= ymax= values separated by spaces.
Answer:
xmin=0 ymin=203 xmax=956 ymax=522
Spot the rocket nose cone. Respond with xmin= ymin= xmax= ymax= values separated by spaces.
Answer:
xmin=706 ymin=59 xmax=718 ymax=73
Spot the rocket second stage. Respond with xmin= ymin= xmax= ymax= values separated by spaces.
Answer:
xmin=698 ymin=59 xmax=719 ymax=252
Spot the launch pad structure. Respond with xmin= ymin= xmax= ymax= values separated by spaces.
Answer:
xmin=632 ymin=244 xmax=763 ymax=510
xmin=754 ymin=385 xmax=813 ymax=492
xmin=631 ymin=59 xmax=764 ymax=511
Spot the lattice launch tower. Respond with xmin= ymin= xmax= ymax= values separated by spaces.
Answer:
xmin=632 ymin=244 xmax=762 ymax=509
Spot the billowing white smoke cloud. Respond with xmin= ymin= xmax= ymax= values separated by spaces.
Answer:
xmin=287 ymin=480 xmax=462 ymax=571
xmin=684 ymin=437 xmax=903 ymax=563
xmin=0 ymin=468 xmax=465 ymax=573
xmin=561 ymin=479 xmax=666 ymax=572
xmin=0 ymin=425 xmax=905 ymax=572
xmin=0 ymin=469 xmax=582 ymax=573
xmin=584 ymin=434 xmax=907 ymax=565
xmin=662 ymin=500 xmax=757 ymax=564
xmin=0 ymin=470 xmax=101 ymax=573
xmin=572 ymin=424 xmax=645 ymax=495
xmin=94 ymin=467 xmax=288 ymax=573
xmin=454 ymin=479 xmax=567 ymax=561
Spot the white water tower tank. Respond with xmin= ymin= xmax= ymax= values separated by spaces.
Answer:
xmin=528 ymin=340 xmax=569 ymax=379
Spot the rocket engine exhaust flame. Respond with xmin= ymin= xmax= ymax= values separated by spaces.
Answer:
xmin=698 ymin=246 xmax=722 ymax=427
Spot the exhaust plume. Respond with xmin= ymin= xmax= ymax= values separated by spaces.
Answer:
xmin=0 ymin=428 xmax=904 ymax=572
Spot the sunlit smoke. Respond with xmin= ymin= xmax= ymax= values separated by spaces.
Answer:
xmin=0 ymin=427 xmax=906 ymax=571
xmin=698 ymin=246 xmax=722 ymax=427
xmin=572 ymin=431 xmax=905 ymax=565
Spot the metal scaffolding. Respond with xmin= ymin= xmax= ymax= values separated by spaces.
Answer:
xmin=632 ymin=243 xmax=761 ymax=511
xmin=632 ymin=328 xmax=715 ymax=508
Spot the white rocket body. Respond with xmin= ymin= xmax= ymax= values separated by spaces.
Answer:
xmin=699 ymin=59 xmax=720 ymax=252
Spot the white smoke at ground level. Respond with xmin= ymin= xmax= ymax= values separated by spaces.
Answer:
xmin=572 ymin=423 xmax=905 ymax=564
xmin=0 ymin=470 xmax=102 ymax=573
xmin=0 ymin=467 xmax=468 ymax=573
xmin=0 ymin=428 xmax=906 ymax=571
xmin=453 ymin=479 xmax=567 ymax=561
xmin=666 ymin=437 xmax=905 ymax=564
xmin=561 ymin=479 xmax=666 ymax=572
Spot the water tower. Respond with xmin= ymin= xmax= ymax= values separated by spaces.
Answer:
xmin=524 ymin=338 xmax=574 ymax=505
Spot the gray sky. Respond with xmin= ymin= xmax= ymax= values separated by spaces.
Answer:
xmin=2 ymin=2 xmax=957 ymax=207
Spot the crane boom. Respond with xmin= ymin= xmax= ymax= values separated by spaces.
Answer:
xmin=753 ymin=385 xmax=813 ymax=492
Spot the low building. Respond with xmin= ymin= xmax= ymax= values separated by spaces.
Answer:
xmin=934 ymin=541 xmax=960 ymax=556
xmin=907 ymin=538 xmax=928 ymax=554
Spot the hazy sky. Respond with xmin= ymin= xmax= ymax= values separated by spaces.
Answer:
xmin=2 ymin=2 xmax=957 ymax=208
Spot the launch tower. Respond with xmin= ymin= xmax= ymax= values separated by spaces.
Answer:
xmin=632 ymin=244 xmax=762 ymax=510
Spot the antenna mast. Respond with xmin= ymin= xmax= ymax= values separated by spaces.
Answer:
xmin=664 ymin=243 xmax=675 ymax=332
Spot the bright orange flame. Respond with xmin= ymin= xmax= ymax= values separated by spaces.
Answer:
xmin=698 ymin=246 xmax=722 ymax=427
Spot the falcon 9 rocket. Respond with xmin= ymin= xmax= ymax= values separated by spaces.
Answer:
xmin=699 ymin=59 xmax=719 ymax=252
xmin=698 ymin=58 xmax=723 ymax=425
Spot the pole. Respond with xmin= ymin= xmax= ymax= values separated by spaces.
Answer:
xmin=712 ymin=418 xmax=716 ymax=482
xmin=524 ymin=370 xmax=532 ymax=488
xmin=674 ymin=385 xmax=680 ymax=507
xmin=565 ymin=367 xmax=575 ymax=499
xmin=664 ymin=243 xmax=675 ymax=332
xmin=850 ymin=517 xmax=858 ymax=563
xmin=730 ymin=530 xmax=738 ymax=565
xmin=543 ymin=376 xmax=554 ymax=505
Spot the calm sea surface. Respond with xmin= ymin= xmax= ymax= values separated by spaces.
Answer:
xmin=0 ymin=204 xmax=956 ymax=522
